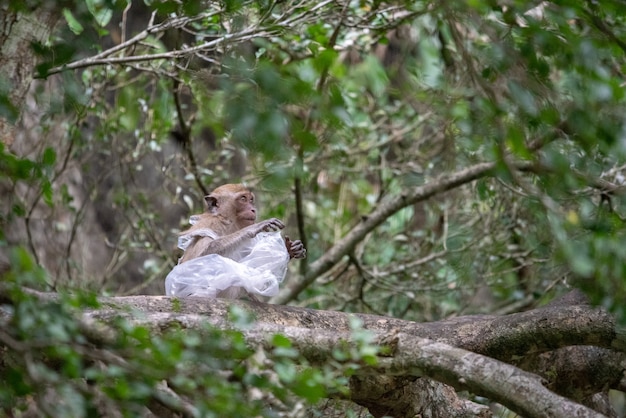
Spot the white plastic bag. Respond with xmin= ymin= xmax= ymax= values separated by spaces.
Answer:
xmin=164 ymin=229 xmax=289 ymax=298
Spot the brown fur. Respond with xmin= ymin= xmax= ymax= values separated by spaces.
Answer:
xmin=177 ymin=184 xmax=305 ymax=299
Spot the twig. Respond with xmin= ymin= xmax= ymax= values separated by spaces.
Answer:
xmin=43 ymin=24 xmax=267 ymax=76
xmin=171 ymin=80 xmax=208 ymax=196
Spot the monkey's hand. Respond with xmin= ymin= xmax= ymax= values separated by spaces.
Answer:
xmin=247 ymin=218 xmax=285 ymax=238
xmin=285 ymin=236 xmax=306 ymax=259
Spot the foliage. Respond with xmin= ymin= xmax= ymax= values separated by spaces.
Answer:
xmin=2 ymin=0 xmax=626 ymax=414
xmin=0 ymin=252 xmax=372 ymax=416
xmin=4 ymin=0 xmax=626 ymax=318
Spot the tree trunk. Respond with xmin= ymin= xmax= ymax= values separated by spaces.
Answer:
xmin=0 ymin=4 xmax=62 ymax=146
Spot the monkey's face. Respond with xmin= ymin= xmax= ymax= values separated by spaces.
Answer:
xmin=236 ymin=192 xmax=257 ymax=227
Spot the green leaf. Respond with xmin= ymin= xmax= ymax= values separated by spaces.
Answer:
xmin=117 ymin=87 xmax=140 ymax=131
xmin=4 ymin=367 xmax=33 ymax=396
xmin=42 ymin=180 xmax=53 ymax=206
xmin=228 ymin=304 xmax=256 ymax=327
xmin=508 ymin=80 xmax=537 ymax=116
xmin=42 ymin=147 xmax=56 ymax=166
xmin=182 ymin=0 xmax=203 ymax=15
xmin=0 ymin=93 xmax=19 ymax=123
xmin=292 ymin=368 xmax=326 ymax=403
xmin=271 ymin=334 xmax=292 ymax=348
xmin=63 ymin=8 xmax=84 ymax=35
xmin=86 ymin=0 xmax=113 ymax=27
xmin=505 ymin=125 xmax=531 ymax=159
xmin=275 ymin=362 xmax=296 ymax=382
xmin=313 ymin=48 xmax=338 ymax=73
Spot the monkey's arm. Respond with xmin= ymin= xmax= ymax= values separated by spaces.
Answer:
xmin=181 ymin=218 xmax=285 ymax=262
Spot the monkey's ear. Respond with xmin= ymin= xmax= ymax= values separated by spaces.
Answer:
xmin=205 ymin=194 xmax=219 ymax=213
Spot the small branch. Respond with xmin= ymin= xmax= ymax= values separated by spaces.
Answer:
xmin=121 ymin=2 xmax=133 ymax=46
xmin=291 ymin=3 xmax=348 ymax=277
xmin=171 ymin=80 xmax=208 ymax=196
xmin=315 ymin=1 xmax=347 ymax=92
xmin=385 ymin=248 xmax=449 ymax=275
xmin=293 ymin=173 xmax=308 ymax=276
xmin=42 ymin=28 xmax=269 ymax=77
xmin=584 ymin=7 xmax=626 ymax=54
xmin=148 ymin=381 xmax=199 ymax=418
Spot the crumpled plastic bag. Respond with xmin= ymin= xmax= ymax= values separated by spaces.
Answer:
xmin=164 ymin=226 xmax=289 ymax=298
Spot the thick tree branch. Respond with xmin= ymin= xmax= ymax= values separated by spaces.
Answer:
xmin=517 ymin=346 xmax=624 ymax=402
xmin=359 ymin=335 xmax=606 ymax=418
xmin=349 ymin=376 xmax=492 ymax=418
xmin=18 ymin=289 xmax=619 ymax=361
xmin=93 ymin=293 xmax=618 ymax=357
xmin=2 ymin=289 xmax=622 ymax=416
xmin=82 ymin=298 xmax=611 ymax=418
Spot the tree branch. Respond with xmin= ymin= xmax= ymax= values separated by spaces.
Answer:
xmin=359 ymin=335 xmax=606 ymax=418
xmin=82 ymin=295 xmax=613 ymax=418
xmin=91 ymin=292 xmax=618 ymax=359
xmin=274 ymin=160 xmax=534 ymax=304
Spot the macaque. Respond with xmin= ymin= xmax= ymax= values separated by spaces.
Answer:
xmin=178 ymin=184 xmax=305 ymax=299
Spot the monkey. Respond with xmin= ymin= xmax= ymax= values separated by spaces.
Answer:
xmin=177 ymin=184 xmax=306 ymax=299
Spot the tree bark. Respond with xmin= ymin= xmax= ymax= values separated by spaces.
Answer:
xmin=2 ymin=289 xmax=622 ymax=417
xmin=0 ymin=4 xmax=62 ymax=146
xmin=69 ymin=290 xmax=622 ymax=417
